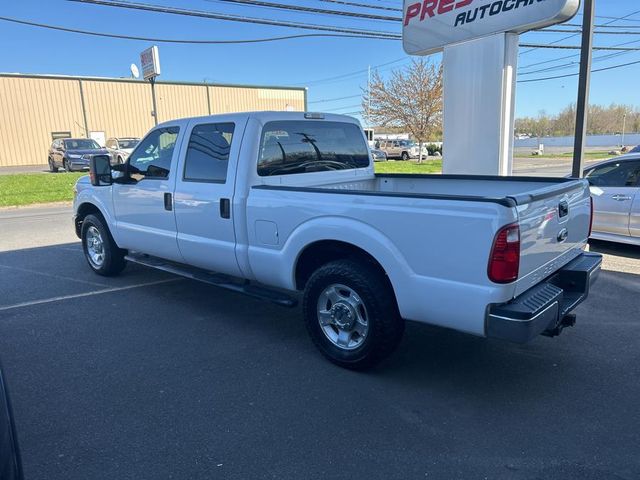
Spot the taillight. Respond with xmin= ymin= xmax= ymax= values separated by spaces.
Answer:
xmin=588 ymin=196 xmax=594 ymax=237
xmin=488 ymin=223 xmax=520 ymax=283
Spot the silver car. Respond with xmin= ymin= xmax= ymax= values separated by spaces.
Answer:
xmin=105 ymin=137 xmax=140 ymax=164
xmin=584 ymin=154 xmax=640 ymax=246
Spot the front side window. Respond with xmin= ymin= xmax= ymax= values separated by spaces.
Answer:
xmin=257 ymin=121 xmax=369 ymax=177
xmin=585 ymin=161 xmax=640 ymax=187
xmin=184 ymin=123 xmax=235 ymax=183
xmin=128 ymin=127 xmax=179 ymax=180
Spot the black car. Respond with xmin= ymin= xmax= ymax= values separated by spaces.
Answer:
xmin=629 ymin=144 xmax=640 ymax=154
xmin=0 ymin=363 xmax=23 ymax=480
xmin=48 ymin=138 xmax=109 ymax=172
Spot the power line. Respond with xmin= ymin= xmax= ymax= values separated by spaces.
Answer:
xmin=591 ymin=14 xmax=640 ymax=23
xmin=564 ymin=23 xmax=640 ymax=28
xmin=520 ymin=9 xmax=640 ymax=55
xmin=308 ymin=93 xmax=362 ymax=104
xmin=520 ymin=37 xmax=640 ymax=69
xmin=520 ymin=44 xmax=640 ymax=51
xmin=0 ymin=15 xmax=399 ymax=43
xmin=295 ymin=56 xmax=408 ymax=86
xmin=67 ymin=0 xmax=402 ymax=38
xmin=540 ymin=28 xmax=640 ymax=35
xmin=203 ymin=0 xmax=401 ymax=22
xmin=319 ymin=0 xmax=401 ymax=12
xmin=321 ymin=103 xmax=362 ymax=112
xmin=518 ymin=58 xmax=640 ymax=83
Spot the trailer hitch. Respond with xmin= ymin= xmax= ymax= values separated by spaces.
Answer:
xmin=542 ymin=313 xmax=577 ymax=338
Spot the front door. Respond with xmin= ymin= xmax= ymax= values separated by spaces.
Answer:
xmin=113 ymin=125 xmax=184 ymax=262
xmin=586 ymin=160 xmax=640 ymax=237
xmin=173 ymin=117 xmax=246 ymax=277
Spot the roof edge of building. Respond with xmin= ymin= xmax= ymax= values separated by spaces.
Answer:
xmin=0 ymin=72 xmax=306 ymax=92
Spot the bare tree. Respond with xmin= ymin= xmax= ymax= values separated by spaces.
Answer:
xmin=363 ymin=59 xmax=443 ymax=163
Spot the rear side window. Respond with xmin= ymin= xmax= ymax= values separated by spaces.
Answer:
xmin=257 ymin=120 xmax=369 ymax=177
xmin=184 ymin=123 xmax=235 ymax=183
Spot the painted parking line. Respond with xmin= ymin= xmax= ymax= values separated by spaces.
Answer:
xmin=0 ymin=263 xmax=110 ymax=288
xmin=0 ymin=278 xmax=182 ymax=312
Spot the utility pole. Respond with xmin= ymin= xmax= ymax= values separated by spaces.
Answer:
xmin=572 ymin=0 xmax=595 ymax=178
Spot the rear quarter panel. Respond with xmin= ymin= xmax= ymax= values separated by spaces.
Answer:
xmin=245 ymin=188 xmax=518 ymax=336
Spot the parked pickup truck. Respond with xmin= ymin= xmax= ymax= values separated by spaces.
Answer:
xmin=73 ymin=111 xmax=602 ymax=369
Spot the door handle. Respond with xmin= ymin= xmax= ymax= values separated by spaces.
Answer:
xmin=164 ymin=192 xmax=173 ymax=211
xmin=611 ymin=194 xmax=632 ymax=201
xmin=220 ymin=198 xmax=230 ymax=219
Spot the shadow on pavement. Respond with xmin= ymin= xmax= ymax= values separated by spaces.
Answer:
xmin=589 ymin=238 xmax=640 ymax=260
xmin=0 ymin=243 xmax=638 ymax=480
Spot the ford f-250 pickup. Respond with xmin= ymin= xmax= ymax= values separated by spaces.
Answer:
xmin=73 ymin=111 xmax=602 ymax=369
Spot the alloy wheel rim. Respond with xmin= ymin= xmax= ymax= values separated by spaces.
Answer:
xmin=317 ymin=283 xmax=369 ymax=351
xmin=85 ymin=226 xmax=105 ymax=268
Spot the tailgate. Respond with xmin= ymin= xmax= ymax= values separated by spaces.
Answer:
xmin=513 ymin=179 xmax=591 ymax=297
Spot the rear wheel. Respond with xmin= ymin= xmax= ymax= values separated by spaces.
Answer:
xmin=303 ymin=259 xmax=404 ymax=370
xmin=81 ymin=214 xmax=127 ymax=276
xmin=48 ymin=157 xmax=58 ymax=173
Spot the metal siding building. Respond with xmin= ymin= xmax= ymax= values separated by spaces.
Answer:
xmin=0 ymin=73 xmax=307 ymax=167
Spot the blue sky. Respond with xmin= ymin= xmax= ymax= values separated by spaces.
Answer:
xmin=1 ymin=0 xmax=639 ymax=121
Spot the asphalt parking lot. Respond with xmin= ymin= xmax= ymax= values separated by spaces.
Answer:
xmin=1 ymin=206 xmax=639 ymax=479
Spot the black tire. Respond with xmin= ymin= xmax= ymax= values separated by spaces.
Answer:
xmin=63 ymin=159 xmax=71 ymax=172
xmin=117 ymin=155 xmax=123 ymax=164
xmin=303 ymin=259 xmax=404 ymax=370
xmin=48 ymin=157 xmax=58 ymax=173
xmin=81 ymin=214 xmax=127 ymax=276
xmin=401 ymin=151 xmax=409 ymax=161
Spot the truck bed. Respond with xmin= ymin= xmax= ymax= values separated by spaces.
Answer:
xmin=253 ymin=172 xmax=591 ymax=300
xmin=311 ymin=174 xmax=583 ymax=207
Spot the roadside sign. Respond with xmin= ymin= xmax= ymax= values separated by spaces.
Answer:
xmin=403 ymin=0 xmax=580 ymax=56
xmin=140 ymin=46 xmax=161 ymax=80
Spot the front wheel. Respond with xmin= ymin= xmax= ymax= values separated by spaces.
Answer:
xmin=48 ymin=157 xmax=58 ymax=173
xmin=81 ymin=214 xmax=127 ymax=276
xmin=63 ymin=159 xmax=71 ymax=172
xmin=303 ymin=259 xmax=404 ymax=369
xmin=401 ymin=152 xmax=409 ymax=161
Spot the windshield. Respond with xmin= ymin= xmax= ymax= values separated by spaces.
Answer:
xmin=630 ymin=145 xmax=640 ymax=153
xmin=64 ymin=139 xmax=100 ymax=149
xmin=398 ymin=140 xmax=416 ymax=147
xmin=119 ymin=139 xmax=139 ymax=149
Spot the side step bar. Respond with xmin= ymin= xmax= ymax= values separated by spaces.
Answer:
xmin=125 ymin=253 xmax=298 ymax=308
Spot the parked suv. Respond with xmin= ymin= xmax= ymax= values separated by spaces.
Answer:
xmin=48 ymin=138 xmax=108 ymax=172
xmin=378 ymin=139 xmax=428 ymax=160
xmin=105 ymin=137 xmax=140 ymax=164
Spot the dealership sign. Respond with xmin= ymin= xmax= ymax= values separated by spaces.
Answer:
xmin=403 ymin=0 xmax=580 ymax=55
xmin=140 ymin=46 xmax=161 ymax=80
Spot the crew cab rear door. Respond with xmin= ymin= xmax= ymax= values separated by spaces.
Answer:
xmin=173 ymin=115 xmax=248 ymax=277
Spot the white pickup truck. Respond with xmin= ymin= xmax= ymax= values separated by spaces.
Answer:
xmin=73 ymin=111 xmax=601 ymax=369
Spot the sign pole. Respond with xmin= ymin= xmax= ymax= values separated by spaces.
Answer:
xmin=150 ymin=77 xmax=158 ymax=126
xmin=572 ymin=0 xmax=594 ymax=178
xmin=140 ymin=45 xmax=161 ymax=127
xmin=442 ymin=32 xmax=518 ymax=175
